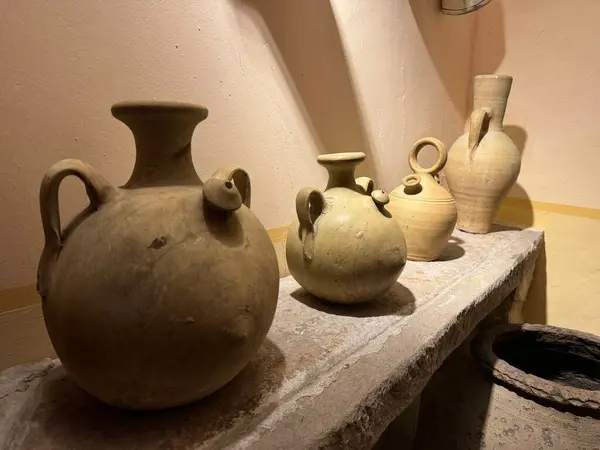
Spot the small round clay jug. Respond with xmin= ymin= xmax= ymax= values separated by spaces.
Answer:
xmin=388 ymin=138 xmax=457 ymax=261
xmin=445 ymin=74 xmax=521 ymax=234
xmin=38 ymin=101 xmax=279 ymax=410
xmin=286 ymin=152 xmax=407 ymax=304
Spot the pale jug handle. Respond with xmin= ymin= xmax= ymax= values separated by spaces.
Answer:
xmin=38 ymin=159 xmax=118 ymax=297
xmin=205 ymin=165 xmax=251 ymax=210
xmin=354 ymin=177 xmax=390 ymax=212
xmin=468 ymin=107 xmax=492 ymax=159
xmin=355 ymin=177 xmax=374 ymax=195
xmin=409 ymin=137 xmax=447 ymax=175
xmin=295 ymin=187 xmax=325 ymax=260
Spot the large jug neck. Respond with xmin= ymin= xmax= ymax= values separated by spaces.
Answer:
xmin=317 ymin=152 xmax=365 ymax=191
xmin=473 ymin=75 xmax=512 ymax=131
xmin=111 ymin=102 xmax=208 ymax=189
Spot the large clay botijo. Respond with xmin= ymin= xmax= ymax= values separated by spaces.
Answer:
xmin=388 ymin=137 xmax=457 ymax=261
xmin=286 ymin=152 xmax=406 ymax=304
xmin=37 ymin=101 xmax=280 ymax=410
xmin=445 ymin=75 xmax=521 ymax=234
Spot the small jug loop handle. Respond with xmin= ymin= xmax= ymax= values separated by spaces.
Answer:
xmin=409 ymin=137 xmax=447 ymax=175
xmin=209 ymin=165 xmax=251 ymax=208
xmin=355 ymin=177 xmax=374 ymax=195
xmin=295 ymin=187 xmax=325 ymax=260
xmin=38 ymin=159 xmax=117 ymax=296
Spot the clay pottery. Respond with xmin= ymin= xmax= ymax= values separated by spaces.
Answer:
xmin=415 ymin=324 xmax=600 ymax=449
xmin=445 ymin=74 xmax=521 ymax=234
xmin=286 ymin=152 xmax=407 ymax=304
xmin=388 ymin=137 xmax=457 ymax=261
xmin=37 ymin=101 xmax=280 ymax=410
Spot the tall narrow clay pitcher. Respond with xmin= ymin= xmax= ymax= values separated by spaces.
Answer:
xmin=445 ymin=75 xmax=521 ymax=234
xmin=38 ymin=102 xmax=279 ymax=410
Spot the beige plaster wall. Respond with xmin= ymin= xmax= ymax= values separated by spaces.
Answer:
xmin=473 ymin=0 xmax=600 ymax=209
xmin=0 ymin=0 xmax=475 ymax=290
xmin=475 ymin=0 xmax=600 ymax=334
xmin=0 ymin=0 xmax=475 ymax=369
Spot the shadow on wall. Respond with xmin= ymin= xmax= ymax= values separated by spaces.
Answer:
xmin=496 ymin=184 xmax=547 ymax=326
xmin=501 ymin=125 xmax=547 ymax=324
xmin=498 ymin=123 xmax=533 ymax=228
xmin=234 ymin=0 xmax=377 ymax=181
xmin=495 ymin=122 xmax=533 ymax=225
xmin=408 ymin=0 xmax=505 ymax=116
xmin=470 ymin=0 xmax=507 ymax=76
xmin=505 ymin=124 xmax=528 ymax=159
xmin=505 ymin=184 xmax=535 ymax=227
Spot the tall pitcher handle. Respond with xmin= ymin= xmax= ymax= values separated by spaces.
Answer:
xmin=468 ymin=107 xmax=492 ymax=160
xmin=204 ymin=165 xmax=251 ymax=211
xmin=38 ymin=159 xmax=117 ymax=296
xmin=295 ymin=187 xmax=325 ymax=260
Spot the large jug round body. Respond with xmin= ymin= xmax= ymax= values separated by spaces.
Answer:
xmin=388 ymin=194 xmax=457 ymax=262
xmin=286 ymin=187 xmax=406 ymax=304
xmin=43 ymin=186 xmax=279 ymax=410
xmin=445 ymin=130 xmax=520 ymax=233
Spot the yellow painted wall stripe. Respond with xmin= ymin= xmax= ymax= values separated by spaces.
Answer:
xmin=503 ymin=197 xmax=600 ymax=220
xmin=267 ymin=226 xmax=289 ymax=243
xmin=0 ymin=285 xmax=38 ymax=315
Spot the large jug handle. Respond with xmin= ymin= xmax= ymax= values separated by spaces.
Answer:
xmin=468 ymin=107 xmax=492 ymax=163
xmin=295 ymin=187 xmax=325 ymax=260
xmin=38 ymin=159 xmax=117 ymax=297
xmin=204 ymin=165 xmax=251 ymax=211
xmin=409 ymin=137 xmax=447 ymax=177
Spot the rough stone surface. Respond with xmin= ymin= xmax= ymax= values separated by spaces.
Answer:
xmin=0 ymin=226 xmax=543 ymax=450
xmin=414 ymin=326 xmax=600 ymax=450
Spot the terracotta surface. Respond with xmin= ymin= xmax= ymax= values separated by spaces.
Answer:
xmin=389 ymin=137 xmax=457 ymax=261
xmin=37 ymin=102 xmax=279 ymax=410
xmin=416 ymin=323 xmax=600 ymax=449
xmin=0 ymin=227 xmax=542 ymax=450
xmin=286 ymin=152 xmax=406 ymax=304
xmin=446 ymin=75 xmax=521 ymax=234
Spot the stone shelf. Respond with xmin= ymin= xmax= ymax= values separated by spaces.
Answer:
xmin=0 ymin=227 xmax=543 ymax=450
